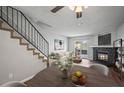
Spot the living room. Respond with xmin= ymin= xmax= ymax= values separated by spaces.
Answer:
xmin=1 ymin=1 xmax=124 ymax=92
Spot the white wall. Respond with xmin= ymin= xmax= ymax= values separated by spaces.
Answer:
xmin=2 ymin=7 xmax=68 ymax=54
xmin=117 ymin=22 xmax=124 ymax=40
xmin=33 ymin=25 xmax=68 ymax=54
xmin=68 ymin=31 xmax=117 ymax=60
xmin=0 ymin=30 xmax=46 ymax=85
xmin=92 ymin=31 xmax=117 ymax=46
xmin=40 ymin=30 xmax=68 ymax=53
xmin=68 ymin=35 xmax=94 ymax=60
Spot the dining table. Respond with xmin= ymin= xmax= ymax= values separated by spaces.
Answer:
xmin=25 ymin=63 xmax=119 ymax=87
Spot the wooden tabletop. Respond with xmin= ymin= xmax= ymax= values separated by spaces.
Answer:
xmin=25 ymin=64 xmax=119 ymax=87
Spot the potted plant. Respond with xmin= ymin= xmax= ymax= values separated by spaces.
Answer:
xmin=57 ymin=52 xmax=73 ymax=79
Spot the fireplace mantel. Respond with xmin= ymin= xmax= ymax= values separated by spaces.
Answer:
xmin=90 ymin=46 xmax=114 ymax=48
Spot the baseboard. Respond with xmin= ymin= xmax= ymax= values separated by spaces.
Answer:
xmin=20 ymin=74 xmax=35 ymax=83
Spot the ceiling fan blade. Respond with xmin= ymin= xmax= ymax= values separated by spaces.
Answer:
xmin=76 ymin=12 xmax=82 ymax=18
xmin=51 ymin=6 xmax=64 ymax=13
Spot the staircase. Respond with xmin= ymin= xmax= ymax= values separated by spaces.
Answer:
xmin=0 ymin=6 xmax=49 ymax=67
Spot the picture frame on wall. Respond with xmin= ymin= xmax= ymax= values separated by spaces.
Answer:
xmin=98 ymin=33 xmax=111 ymax=45
xmin=54 ymin=39 xmax=64 ymax=50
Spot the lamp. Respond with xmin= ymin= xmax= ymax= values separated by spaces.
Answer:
xmin=74 ymin=42 xmax=81 ymax=57
xmin=69 ymin=6 xmax=88 ymax=18
xmin=74 ymin=42 xmax=81 ymax=49
xmin=69 ymin=6 xmax=88 ymax=12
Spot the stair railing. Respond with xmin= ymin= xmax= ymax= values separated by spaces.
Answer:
xmin=0 ymin=6 xmax=49 ymax=59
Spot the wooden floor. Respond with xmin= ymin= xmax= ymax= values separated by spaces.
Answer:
xmin=110 ymin=67 xmax=124 ymax=86
xmin=24 ymin=64 xmax=123 ymax=87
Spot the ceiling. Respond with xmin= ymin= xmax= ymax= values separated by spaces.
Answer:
xmin=15 ymin=6 xmax=124 ymax=37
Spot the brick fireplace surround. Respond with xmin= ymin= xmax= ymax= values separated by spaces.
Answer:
xmin=93 ymin=47 xmax=117 ymax=66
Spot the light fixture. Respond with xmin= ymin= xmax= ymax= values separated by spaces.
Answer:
xmin=69 ymin=6 xmax=88 ymax=18
xmin=69 ymin=6 xmax=75 ymax=11
xmin=74 ymin=41 xmax=81 ymax=49
xmin=75 ymin=6 xmax=83 ymax=12
xmin=69 ymin=6 xmax=88 ymax=12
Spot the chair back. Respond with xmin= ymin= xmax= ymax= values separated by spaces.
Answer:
xmin=1 ymin=81 xmax=27 ymax=87
xmin=90 ymin=63 xmax=109 ymax=76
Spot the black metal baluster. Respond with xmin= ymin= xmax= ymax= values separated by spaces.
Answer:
xmin=35 ymin=30 xmax=36 ymax=46
xmin=35 ymin=30 xmax=37 ymax=47
xmin=42 ymin=38 xmax=44 ymax=53
xmin=25 ymin=17 xmax=26 ymax=37
xmin=47 ymin=43 xmax=49 ymax=57
xmin=12 ymin=8 xmax=13 ymax=27
xmin=31 ymin=26 xmax=33 ymax=43
xmin=45 ymin=42 xmax=46 ymax=55
xmin=39 ymin=35 xmax=40 ymax=50
xmin=7 ymin=7 xmax=8 ymax=22
xmin=34 ymin=29 xmax=36 ymax=46
xmin=33 ymin=27 xmax=35 ymax=45
xmin=42 ymin=39 xmax=44 ymax=54
xmin=38 ymin=34 xmax=40 ymax=50
xmin=28 ymin=22 xmax=30 ymax=41
xmin=37 ymin=33 xmax=38 ymax=49
xmin=32 ymin=27 xmax=34 ymax=45
xmin=41 ymin=37 xmax=42 ymax=53
xmin=43 ymin=39 xmax=45 ymax=54
xmin=45 ymin=41 xmax=46 ymax=56
xmin=17 ymin=11 xmax=18 ymax=32
xmin=1 ymin=6 xmax=2 ymax=17
xmin=37 ymin=31 xmax=38 ymax=48
xmin=47 ymin=42 xmax=49 ymax=67
xmin=0 ymin=6 xmax=49 ymax=58
xmin=39 ymin=35 xmax=41 ymax=50
xmin=21 ymin=13 xmax=22 ymax=34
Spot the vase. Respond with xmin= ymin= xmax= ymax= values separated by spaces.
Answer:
xmin=62 ymin=69 xmax=69 ymax=79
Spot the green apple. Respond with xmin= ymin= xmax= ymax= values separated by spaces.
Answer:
xmin=71 ymin=75 xmax=78 ymax=82
xmin=74 ymin=71 xmax=82 ymax=77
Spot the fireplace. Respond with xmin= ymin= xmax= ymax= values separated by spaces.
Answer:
xmin=93 ymin=47 xmax=117 ymax=66
xmin=98 ymin=52 xmax=109 ymax=61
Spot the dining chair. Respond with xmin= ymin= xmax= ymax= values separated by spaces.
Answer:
xmin=1 ymin=81 xmax=27 ymax=87
xmin=90 ymin=63 xmax=109 ymax=76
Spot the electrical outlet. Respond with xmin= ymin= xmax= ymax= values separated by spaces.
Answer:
xmin=9 ymin=73 xmax=13 ymax=79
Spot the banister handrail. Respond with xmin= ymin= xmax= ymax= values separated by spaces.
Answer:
xmin=0 ymin=6 xmax=49 ymax=58
xmin=20 ymin=11 xmax=48 ymax=45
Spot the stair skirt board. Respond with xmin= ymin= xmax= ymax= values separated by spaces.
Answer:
xmin=0 ymin=21 xmax=47 ymax=62
xmin=20 ymin=74 xmax=36 ymax=83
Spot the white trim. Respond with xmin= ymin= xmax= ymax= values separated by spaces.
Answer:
xmin=20 ymin=74 xmax=35 ymax=83
xmin=90 ymin=46 xmax=114 ymax=48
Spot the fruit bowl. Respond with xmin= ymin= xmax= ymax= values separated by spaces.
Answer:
xmin=71 ymin=71 xmax=87 ymax=86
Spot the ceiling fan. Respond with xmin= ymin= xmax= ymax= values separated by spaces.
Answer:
xmin=51 ymin=6 xmax=88 ymax=18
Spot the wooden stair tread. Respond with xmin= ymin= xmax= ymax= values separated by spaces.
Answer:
xmin=39 ymin=56 xmax=44 ymax=58
xmin=34 ymin=52 xmax=40 ymax=55
xmin=27 ymin=45 xmax=35 ymax=51
xmin=33 ymin=50 xmax=40 ymax=55
xmin=27 ymin=48 xmax=35 ymax=51
xmin=38 ymin=56 xmax=44 ymax=59
xmin=11 ymin=36 xmax=21 ymax=39
xmin=20 ymin=43 xmax=28 ymax=45
xmin=0 ymin=28 xmax=14 ymax=32
xmin=0 ymin=17 xmax=47 ymax=63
